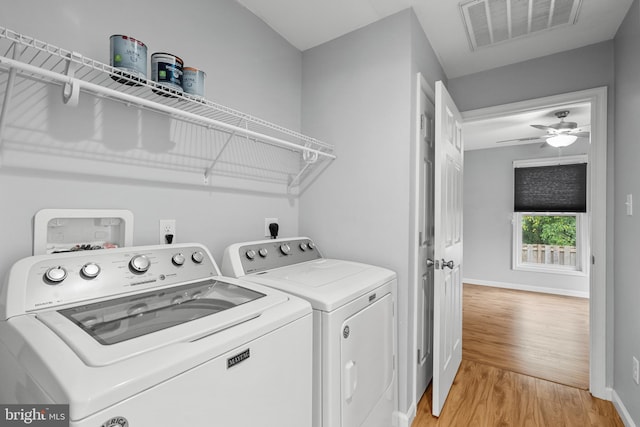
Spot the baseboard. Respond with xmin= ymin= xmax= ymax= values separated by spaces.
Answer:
xmin=394 ymin=403 xmax=416 ymax=427
xmin=463 ymin=278 xmax=590 ymax=298
xmin=612 ymin=388 xmax=637 ymax=427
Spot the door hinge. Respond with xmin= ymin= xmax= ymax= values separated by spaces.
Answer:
xmin=592 ymin=255 xmax=595 ymax=265
xmin=420 ymin=114 xmax=426 ymax=131
xmin=417 ymin=349 xmax=421 ymax=362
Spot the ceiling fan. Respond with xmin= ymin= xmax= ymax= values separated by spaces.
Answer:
xmin=530 ymin=110 xmax=590 ymax=147
xmin=497 ymin=110 xmax=590 ymax=147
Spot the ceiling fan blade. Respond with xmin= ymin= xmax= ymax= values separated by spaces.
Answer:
xmin=530 ymin=124 xmax=552 ymax=131
xmin=496 ymin=136 xmax=543 ymax=144
xmin=570 ymin=131 xmax=590 ymax=138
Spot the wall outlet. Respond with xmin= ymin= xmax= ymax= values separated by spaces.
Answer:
xmin=264 ymin=218 xmax=278 ymax=238
xmin=633 ymin=356 xmax=639 ymax=385
xmin=159 ymin=219 xmax=176 ymax=244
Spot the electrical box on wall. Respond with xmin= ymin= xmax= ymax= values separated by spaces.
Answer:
xmin=33 ymin=209 xmax=134 ymax=255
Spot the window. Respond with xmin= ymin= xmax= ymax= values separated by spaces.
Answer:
xmin=513 ymin=212 xmax=587 ymax=274
xmin=512 ymin=156 xmax=588 ymax=275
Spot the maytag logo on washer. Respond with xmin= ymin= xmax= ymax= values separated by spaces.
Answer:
xmin=1 ymin=404 xmax=68 ymax=426
xmin=227 ymin=348 xmax=250 ymax=369
xmin=100 ymin=417 xmax=128 ymax=427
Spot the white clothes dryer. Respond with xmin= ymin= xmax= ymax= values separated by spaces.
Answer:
xmin=0 ymin=243 xmax=313 ymax=427
xmin=222 ymin=237 xmax=397 ymax=427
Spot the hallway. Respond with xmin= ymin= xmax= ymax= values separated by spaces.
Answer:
xmin=411 ymin=284 xmax=620 ymax=426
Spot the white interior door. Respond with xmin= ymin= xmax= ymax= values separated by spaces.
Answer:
xmin=416 ymin=84 xmax=435 ymax=400
xmin=432 ymin=80 xmax=463 ymax=417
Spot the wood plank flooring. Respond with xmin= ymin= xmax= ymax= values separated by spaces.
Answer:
xmin=413 ymin=360 xmax=624 ymax=427
xmin=463 ymin=283 xmax=589 ymax=389
xmin=411 ymin=284 xmax=623 ymax=426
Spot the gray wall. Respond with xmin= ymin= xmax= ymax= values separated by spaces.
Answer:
xmin=299 ymin=8 xmax=446 ymax=417
xmin=464 ymin=143 xmax=590 ymax=296
xmin=448 ymin=41 xmax=615 ymax=112
xmin=0 ymin=0 xmax=302 ymax=273
xmin=613 ymin=0 xmax=640 ymax=422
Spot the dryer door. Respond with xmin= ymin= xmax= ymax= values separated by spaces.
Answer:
xmin=341 ymin=293 xmax=393 ymax=427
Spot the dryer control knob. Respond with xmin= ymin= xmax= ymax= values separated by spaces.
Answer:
xmin=130 ymin=255 xmax=151 ymax=273
xmin=259 ymin=248 xmax=268 ymax=257
xmin=280 ymin=243 xmax=291 ymax=255
xmin=245 ymin=249 xmax=257 ymax=260
xmin=172 ymin=253 xmax=186 ymax=266
xmin=192 ymin=251 xmax=205 ymax=264
xmin=299 ymin=243 xmax=308 ymax=251
xmin=80 ymin=263 xmax=101 ymax=279
xmin=308 ymin=241 xmax=316 ymax=250
xmin=45 ymin=266 xmax=67 ymax=283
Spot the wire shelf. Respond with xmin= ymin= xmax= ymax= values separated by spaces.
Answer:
xmin=0 ymin=26 xmax=335 ymax=192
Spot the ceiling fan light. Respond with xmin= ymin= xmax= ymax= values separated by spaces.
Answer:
xmin=547 ymin=134 xmax=578 ymax=147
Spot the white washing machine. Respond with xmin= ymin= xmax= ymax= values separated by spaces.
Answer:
xmin=0 ymin=243 xmax=313 ymax=427
xmin=222 ymin=237 xmax=397 ymax=427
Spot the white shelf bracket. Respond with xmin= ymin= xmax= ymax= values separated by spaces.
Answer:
xmin=62 ymin=52 xmax=83 ymax=106
xmin=203 ymin=118 xmax=245 ymax=183
xmin=287 ymin=143 xmax=320 ymax=190
xmin=0 ymin=42 xmax=20 ymax=159
xmin=302 ymin=144 xmax=319 ymax=165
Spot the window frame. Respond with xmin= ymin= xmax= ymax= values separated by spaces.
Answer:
xmin=512 ymin=155 xmax=589 ymax=276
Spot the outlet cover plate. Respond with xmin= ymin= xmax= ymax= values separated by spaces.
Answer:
xmin=159 ymin=219 xmax=176 ymax=244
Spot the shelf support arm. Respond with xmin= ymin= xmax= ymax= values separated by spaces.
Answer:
xmin=0 ymin=42 xmax=19 ymax=160
xmin=62 ymin=52 xmax=82 ymax=106
xmin=287 ymin=143 xmax=320 ymax=190
xmin=203 ymin=118 xmax=245 ymax=183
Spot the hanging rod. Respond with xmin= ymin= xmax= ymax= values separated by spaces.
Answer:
xmin=0 ymin=56 xmax=336 ymax=161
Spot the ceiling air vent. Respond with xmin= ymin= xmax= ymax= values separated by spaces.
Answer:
xmin=460 ymin=0 xmax=582 ymax=51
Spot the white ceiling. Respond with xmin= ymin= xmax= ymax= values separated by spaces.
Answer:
xmin=464 ymin=102 xmax=590 ymax=150
xmin=235 ymin=0 xmax=633 ymax=78
xmin=234 ymin=0 xmax=626 ymax=150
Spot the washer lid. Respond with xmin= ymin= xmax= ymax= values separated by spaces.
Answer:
xmin=36 ymin=278 xmax=288 ymax=366
xmin=245 ymin=259 xmax=396 ymax=311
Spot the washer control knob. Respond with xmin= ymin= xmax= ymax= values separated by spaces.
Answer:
xmin=246 ymin=249 xmax=257 ymax=260
xmin=299 ymin=243 xmax=308 ymax=251
xmin=308 ymin=241 xmax=316 ymax=250
xmin=258 ymin=248 xmax=268 ymax=258
xmin=172 ymin=253 xmax=186 ymax=266
xmin=280 ymin=243 xmax=291 ymax=255
xmin=80 ymin=263 xmax=101 ymax=279
xmin=129 ymin=255 xmax=151 ymax=273
xmin=192 ymin=251 xmax=205 ymax=264
xmin=45 ymin=266 xmax=67 ymax=283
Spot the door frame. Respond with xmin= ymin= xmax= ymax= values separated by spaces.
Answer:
xmin=408 ymin=83 xmax=608 ymax=424
xmin=461 ymin=86 xmax=609 ymax=400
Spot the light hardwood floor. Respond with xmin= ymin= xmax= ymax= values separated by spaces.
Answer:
xmin=411 ymin=284 xmax=622 ymax=426
xmin=463 ymin=283 xmax=589 ymax=389
xmin=413 ymin=360 xmax=623 ymax=426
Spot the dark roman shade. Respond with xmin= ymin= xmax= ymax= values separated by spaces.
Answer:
xmin=514 ymin=163 xmax=587 ymax=212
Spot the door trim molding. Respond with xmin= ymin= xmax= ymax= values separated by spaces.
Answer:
xmin=462 ymin=86 xmax=609 ymax=399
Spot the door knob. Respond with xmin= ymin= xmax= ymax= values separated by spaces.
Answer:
xmin=441 ymin=259 xmax=455 ymax=269
xmin=426 ymin=259 xmax=434 ymax=268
